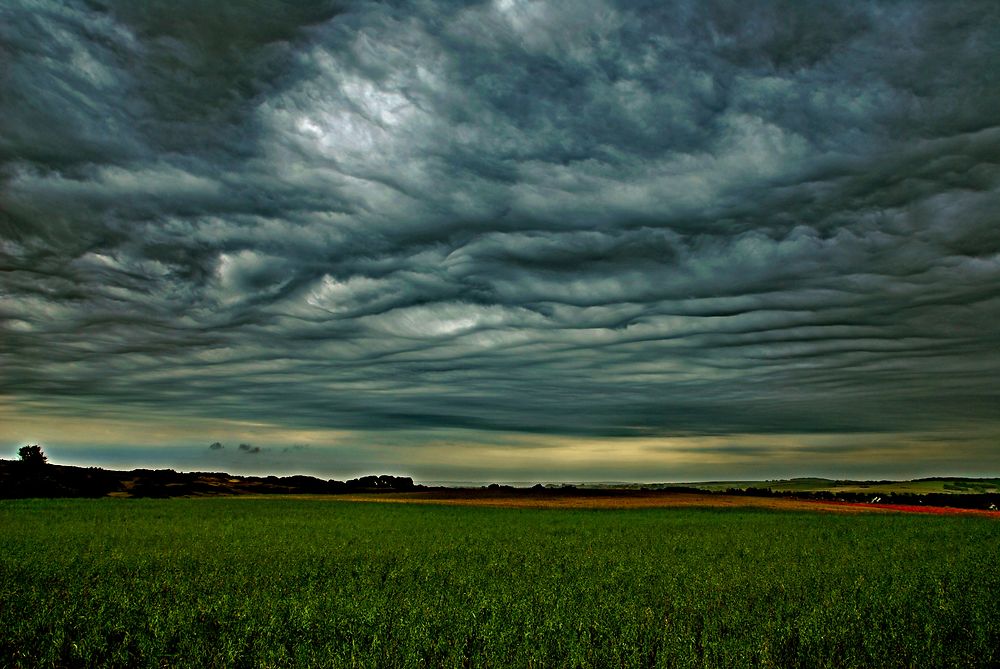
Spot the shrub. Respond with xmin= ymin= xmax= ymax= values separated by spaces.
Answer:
xmin=17 ymin=444 xmax=47 ymax=467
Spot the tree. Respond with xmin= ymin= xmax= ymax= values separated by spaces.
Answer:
xmin=18 ymin=444 xmax=47 ymax=467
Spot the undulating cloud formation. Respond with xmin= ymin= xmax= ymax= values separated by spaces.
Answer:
xmin=2 ymin=1 xmax=999 ymax=480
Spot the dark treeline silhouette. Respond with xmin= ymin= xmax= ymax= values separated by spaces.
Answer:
xmin=1 ymin=447 xmax=998 ymax=509
xmin=0 ymin=454 xmax=418 ymax=499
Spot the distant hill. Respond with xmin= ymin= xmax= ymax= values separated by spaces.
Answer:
xmin=683 ymin=477 xmax=1000 ymax=495
xmin=2 ymin=461 xmax=999 ymax=510
xmin=0 ymin=460 xmax=419 ymax=498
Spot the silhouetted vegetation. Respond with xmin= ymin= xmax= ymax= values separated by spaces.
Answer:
xmin=17 ymin=444 xmax=46 ymax=467
xmin=2 ymin=456 xmax=998 ymax=511
xmin=0 ymin=460 xmax=420 ymax=499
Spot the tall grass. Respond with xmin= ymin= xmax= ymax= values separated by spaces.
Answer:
xmin=1 ymin=498 xmax=998 ymax=668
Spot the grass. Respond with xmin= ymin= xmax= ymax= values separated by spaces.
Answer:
xmin=1 ymin=498 xmax=998 ymax=668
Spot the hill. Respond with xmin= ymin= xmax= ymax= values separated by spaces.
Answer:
xmin=0 ymin=460 xmax=417 ymax=498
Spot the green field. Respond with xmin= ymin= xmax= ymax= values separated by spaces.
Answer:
xmin=1 ymin=499 xmax=998 ymax=668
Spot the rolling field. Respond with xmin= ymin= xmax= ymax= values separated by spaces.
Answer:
xmin=1 ymin=498 xmax=999 ymax=668
xmin=690 ymin=478 xmax=1000 ymax=496
xmin=333 ymin=489 xmax=1000 ymax=516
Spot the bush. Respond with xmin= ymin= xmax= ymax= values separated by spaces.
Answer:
xmin=17 ymin=444 xmax=47 ymax=467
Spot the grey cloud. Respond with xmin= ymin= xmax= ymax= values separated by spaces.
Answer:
xmin=238 ymin=443 xmax=261 ymax=455
xmin=209 ymin=442 xmax=224 ymax=450
xmin=2 ymin=0 xmax=999 ymax=474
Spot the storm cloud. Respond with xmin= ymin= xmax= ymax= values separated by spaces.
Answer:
xmin=2 ymin=1 xmax=999 ymax=478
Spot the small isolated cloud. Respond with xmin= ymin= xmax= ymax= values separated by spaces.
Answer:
xmin=282 ymin=444 xmax=309 ymax=453
xmin=208 ymin=441 xmax=224 ymax=450
xmin=238 ymin=443 xmax=261 ymax=454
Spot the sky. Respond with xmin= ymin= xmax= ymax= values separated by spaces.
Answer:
xmin=1 ymin=0 xmax=999 ymax=483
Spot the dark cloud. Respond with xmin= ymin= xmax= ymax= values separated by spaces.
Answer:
xmin=209 ymin=441 xmax=224 ymax=450
xmin=238 ymin=443 xmax=261 ymax=455
xmin=2 ymin=1 xmax=999 ymax=474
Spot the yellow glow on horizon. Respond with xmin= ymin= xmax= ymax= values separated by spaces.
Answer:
xmin=3 ymin=400 xmax=996 ymax=479
xmin=0 ymin=404 xmax=352 ymax=448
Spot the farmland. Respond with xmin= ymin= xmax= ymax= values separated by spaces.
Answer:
xmin=686 ymin=478 xmax=1000 ymax=496
xmin=1 ymin=498 xmax=999 ymax=668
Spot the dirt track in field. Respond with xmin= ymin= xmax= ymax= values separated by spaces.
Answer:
xmin=335 ymin=490 xmax=1000 ymax=517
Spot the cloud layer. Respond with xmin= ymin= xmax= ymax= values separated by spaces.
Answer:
xmin=2 ymin=1 xmax=999 ymax=475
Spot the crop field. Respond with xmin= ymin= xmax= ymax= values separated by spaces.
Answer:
xmin=1 ymin=498 xmax=999 ymax=668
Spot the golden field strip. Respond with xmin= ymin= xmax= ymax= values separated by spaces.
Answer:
xmin=332 ymin=489 xmax=1000 ymax=517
